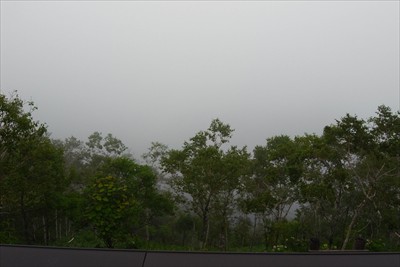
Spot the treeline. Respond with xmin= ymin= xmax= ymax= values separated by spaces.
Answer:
xmin=0 ymin=92 xmax=399 ymax=251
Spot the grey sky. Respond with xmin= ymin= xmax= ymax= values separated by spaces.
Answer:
xmin=1 ymin=1 xmax=399 ymax=159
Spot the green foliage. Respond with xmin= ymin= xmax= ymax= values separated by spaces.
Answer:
xmin=246 ymin=135 xmax=300 ymax=214
xmin=162 ymin=119 xmax=250 ymax=249
xmin=242 ymin=135 xmax=301 ymax=250
xmin=0 ymin=92 xmax=66 ymax=245
xmin=84 ymin=156 xmax=174 ymax=248
xmin=296 ymin=106 xmax=400 ymax=250
xmin=1 ymin=91 xmax=398 ymax=252
xmin=366 ymin=239 xmax=387 ymax=252
xmin=86 ymin=132 xmax=127 ymax=157
xmin=86 ymin=175 xmax=130 ymax=248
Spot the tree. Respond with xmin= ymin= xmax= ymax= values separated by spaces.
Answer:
xmin=86 ymin=175 xmax=130 ymax=248
xmin=0 ymin=92 xmax=65 ymax=244
xmin=142 ymin=141 xmax=170 ymax=189
xmin=297 ymin=106 xmax=400 ymax=250
xmin=324 ymin=112 xmax=397 ymax=249
xmin=369 ymin=106 xmax=400 ymax=234
xmin=162 ymin=119 xmax=250 ymax=249
xmin=243 ymin=135 xmax=301 ymax=249
xmin=85 ymin=156 xmax=173 ymax=248
xmin=143 ymin=141 xmax=169 ymax=170
xmin=296 ymin=133 xmax=350 ymax=249
xmin=84 ymin=132 xmax=129 ymax=172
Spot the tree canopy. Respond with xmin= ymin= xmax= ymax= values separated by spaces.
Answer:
xmin=1 ymin=92 xmax=399 ymax=251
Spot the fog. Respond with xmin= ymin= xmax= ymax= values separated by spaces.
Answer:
xmin=1 ymin=1 xmax=399 ymax=159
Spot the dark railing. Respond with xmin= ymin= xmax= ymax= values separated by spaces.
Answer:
xmin=1 ymin=244 xmax=399 ymax=267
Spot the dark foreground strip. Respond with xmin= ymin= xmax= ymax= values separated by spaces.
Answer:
xmin=1 ymin=244 xmax=399 ymax=267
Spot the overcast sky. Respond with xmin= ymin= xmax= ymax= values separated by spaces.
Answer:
xmin=1 ymin=1 xmax=399 ymax=159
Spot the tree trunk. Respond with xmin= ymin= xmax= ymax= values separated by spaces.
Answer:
xmin=20 ymin=192 xmax=31 ymax=244
xmin=182 ymin=230 xmax=186 ymax=246
xmin=145 ymin=209 xmax=150 ymax=247
xmin=204 ymin=218 xmax=210 ymax=249
xmin=201 ymin=205 xmax=210 ymax=249
xmin=342 ymin=199 xmax=367 ymax=250
xmin=105 ymin=236 xmax=113 ymax=248
xmin=55 ymin=210 xmax=58 ymax=240
xmin=224 ymin=220 xmax=229 ymax=251
xmin=250 ymin=215 xmax=257 ymax=250
xmin=42 ymin=216 xmax=47 ymax=245
xmin=341 ymin=210 xmax=359 ymax=250
xmin=262 ymin=215 xmax=270 ymax=250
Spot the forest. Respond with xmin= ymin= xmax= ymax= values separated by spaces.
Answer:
xmin=0 ymin=92 xmax=399 ymax=252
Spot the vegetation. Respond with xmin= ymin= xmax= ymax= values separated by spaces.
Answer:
xmin=0 ymin=91 xmax=399 ymax=251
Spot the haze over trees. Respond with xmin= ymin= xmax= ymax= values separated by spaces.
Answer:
xmin=0 ymin=92 xmax=399 ymax=251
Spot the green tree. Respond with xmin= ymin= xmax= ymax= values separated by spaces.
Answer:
xmin=324 ymin=112 xmax=396 ymax=249
xmin=297 ymin=106 xmax=400 ymax=250
xmin=143 ymin=141 xmax=169 ymax=170
xmin=85 ymin=156 xmax=173 ymax=248
xmin=85 ymin=132 xmax=128 ymax=172
xmin=296 ymin=133 xmax=350 ymax=249
xmin=86 ymin=175 xmax=130 ymax=248
xmin=162 ymin=119 xmax=250 ymax=249
xmin=0 ymin=92 xmax=65 ymax=244
xmin=243 ymin=135 xmax=301 ymax=249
